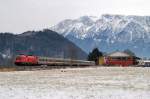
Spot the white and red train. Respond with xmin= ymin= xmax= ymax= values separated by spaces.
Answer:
xmin=14 ymin=54 xmax=95 ymax=66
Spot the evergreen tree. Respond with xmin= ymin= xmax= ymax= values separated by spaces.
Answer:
xmin=88 ymin=48 xmax=103 ymax=63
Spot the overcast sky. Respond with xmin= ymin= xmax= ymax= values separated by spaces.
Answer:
xmin=0 ymin=0 xmax=150 ymax=33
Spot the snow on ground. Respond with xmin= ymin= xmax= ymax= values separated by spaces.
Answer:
xmin=0 ymin=67 xmax=150 ymax=99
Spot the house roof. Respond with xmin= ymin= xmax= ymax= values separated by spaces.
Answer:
xmin=107 ymin=51 xmax=131 ymax=57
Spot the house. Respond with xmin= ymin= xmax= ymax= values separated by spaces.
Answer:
xmin=104 ymin=51 xmax=135 ymax=66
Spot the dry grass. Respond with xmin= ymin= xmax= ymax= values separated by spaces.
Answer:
xmin=0 ymin=67 xmax=17 ymax=72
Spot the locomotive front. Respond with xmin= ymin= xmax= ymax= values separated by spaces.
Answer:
xmin=14 ymin=55 xmax=38 ymax=66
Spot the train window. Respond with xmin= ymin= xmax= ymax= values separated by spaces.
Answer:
xmin=40 ymin=58 xmax=43 ymax=61
xmin=16 ymin=57 xmax=21 ymax=60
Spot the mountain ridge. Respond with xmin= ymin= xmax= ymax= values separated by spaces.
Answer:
xmin=51 ymin=14 xmax=150 ymax=57
xmin=0 ymin=29 xmax=87 ymax=66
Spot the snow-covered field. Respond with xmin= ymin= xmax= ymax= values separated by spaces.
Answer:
xmin=0 ymin=67 xmax=150 ymax=99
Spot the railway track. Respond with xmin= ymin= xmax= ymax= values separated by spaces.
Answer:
xmin=16 ymin=65 xmax=92 ymax=71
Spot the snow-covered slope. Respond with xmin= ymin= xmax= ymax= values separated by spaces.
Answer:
xmin=51 ymin=16 xmax=99 ymax=39
xmin=51 ymin=14 xmax=150 ymax=57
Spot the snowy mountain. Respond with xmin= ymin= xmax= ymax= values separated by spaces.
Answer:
xmin=51 ymin=14 xmax=150 ymax=57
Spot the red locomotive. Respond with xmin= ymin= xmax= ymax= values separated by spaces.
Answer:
xmin=15 ymin=55 xmax=38 ymax=65
xmin=14 ymin=55 xmax=95 ymax=66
